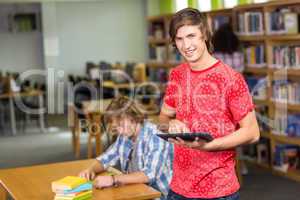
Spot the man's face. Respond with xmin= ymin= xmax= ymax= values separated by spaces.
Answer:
xmin=175 ymin=25 xmax=207 ymax=65
xmin=110 ymin=117 xmax=137 ymax=138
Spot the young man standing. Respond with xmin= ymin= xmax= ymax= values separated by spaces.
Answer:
xmin=159 ymin=8 xmax=260 ymax=200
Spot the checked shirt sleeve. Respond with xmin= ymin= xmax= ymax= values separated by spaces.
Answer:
xmin=140 ymin=129 xmax=170 ymax=184
xmin=96 ymin=136 xmax=121 ymax=169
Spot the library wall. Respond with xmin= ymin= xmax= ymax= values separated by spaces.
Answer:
xmin=0 ymin=3 xmax=44 ymax=72
xmin=52 ymin=0 xmax=147 ymax=75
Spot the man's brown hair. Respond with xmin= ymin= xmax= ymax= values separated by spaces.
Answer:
xmin=104 ymin=96 xmax=144 ymax=125
xmin=169 ymin=8 xmax=213 ymax=53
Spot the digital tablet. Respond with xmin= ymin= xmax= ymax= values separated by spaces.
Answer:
xmin=157 ymin=132 xmax=213 ymax=142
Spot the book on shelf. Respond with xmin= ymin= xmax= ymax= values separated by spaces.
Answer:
xmin=212 ymin=15 xmax=230 ymax=32
xmin=257 ymin=143 xmax=270 ymax=164
xmin=244 ymin=45 xmax=266 ymax=68
xmin=148 ymin=67 xmax=169 ymax=83
xmin=271 ymin=45 xmax=300 ymax=69
xmin=168 ymin=45 xmax=183 ymax=63
xmin=272 ymin=80 xmax=300 ymax=105
xmin=273 ymin=144 xmax=299 ymax=173
xmin=265 ymin=8 xmax=299 ymax=35
xmin=237 ymin=12 xmax=264 ymax=35
xmin=243 ymin=138 xmax=270 ymax=164
xmin=149 ymin=45 xmax=167 ymax=62
xmin=273 ymin=113 xmax=300 ymax=138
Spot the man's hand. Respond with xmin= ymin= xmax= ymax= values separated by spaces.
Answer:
xmin=168 ymin=119 xmax=190 ymax=133
xmin=79 ymin=168 xmax=96 ymax=181
xmin=93 ymin=175 xmax=114 ymax=189
xmin=168 ymin=137 xmax=212 ymax=151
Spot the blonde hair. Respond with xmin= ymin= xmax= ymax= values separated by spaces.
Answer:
xmin=104 ymin=96 xmax=144 ymax=125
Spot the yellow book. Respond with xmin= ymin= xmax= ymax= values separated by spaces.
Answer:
xmin=52 ymin=176 xmax=87 ymax=191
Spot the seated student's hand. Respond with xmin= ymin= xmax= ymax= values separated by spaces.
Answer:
xmin=93 ymin=175 xmax=114 ymax=189
xmin=79 ymin=168 xmax=96 ymax=181
xmin=168 ymin=119 xmax=190 ymax=133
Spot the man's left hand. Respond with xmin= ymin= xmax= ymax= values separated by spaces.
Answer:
xmin=168 ymin=137 xmax=211 ymax=151
xmin=93 ymin=175 xmax=114 ymax=189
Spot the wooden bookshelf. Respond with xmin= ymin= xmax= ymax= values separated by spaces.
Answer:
xmin=245 ymin=159 xmax=271 ymax=170
xmin=148 ymin=37 xmax=169 ymax=45
xmin=261 ymin=131 xmax=271 ymax=139
xmin=244 ymin=66 xmax=268 ymax=74
xmin=270 ymin=68 xmax=300 ymax=77
xmin=233 ymin=0 xmax=300 ymax=182
xmin=266 ymin=34 xmax=300 ymax=41
xmin=272 ymin=133 xmax=300 ymax=145
xmin=271 ymin=101 xmax=300 ymax=112
xmin=254 ymin=99 xmax=269 ymax=106
xmin=238 ymin=35 xmax=265 ymax=41
xmin=272 ymin=168 xmax=300 ymax=182
xmin=147 ymin=61 xmax=176 ymax=68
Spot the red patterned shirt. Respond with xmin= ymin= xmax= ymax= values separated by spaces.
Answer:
xmin=163 ymin=60 xmax=254 ymax=198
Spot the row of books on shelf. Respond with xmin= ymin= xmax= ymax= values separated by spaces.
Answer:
xmin=148 ymin=68 xmax=169 ymax=83
xmin=244 ymin=45 xmax=266 ymax=68
xmin=244 ymin=141 xmax=299 ymax=173
xmin=237 ymin=12 xmax=264 ymax=35
xmin=273 ymin=114 xmax=300 ymax=138
xmin=149 ymin=45 xmax=183 ymax=63
xmin=244 ymin=138 xmax=270 ymax=164
xmin=272 ymin=81 xmax=300 ymax=104
xmin=237 ymin=10 xmax=299 ymax=35
xmin=271 ymin=45 xmax=300 ymax=69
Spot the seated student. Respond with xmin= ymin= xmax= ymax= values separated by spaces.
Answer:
xmin=79 ymin=96 xmax=173 ymax=200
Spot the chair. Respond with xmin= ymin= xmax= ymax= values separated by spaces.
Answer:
xmin=86 ymin=111 xmax=103 ymax=158
xmin=68 ymin=81 xmax=95 ymax=158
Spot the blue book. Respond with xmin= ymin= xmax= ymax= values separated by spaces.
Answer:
xmin=63 ymin=182 xmax=93 ymax=194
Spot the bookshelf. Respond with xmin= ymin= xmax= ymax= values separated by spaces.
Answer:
xmin=146 ymin=0 xmax=300 ymax=182
xmin=233 ymin=0 xmax=300 ymax=182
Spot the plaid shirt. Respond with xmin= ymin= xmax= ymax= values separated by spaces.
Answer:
xmin=97 ymin=121 xmax=173 ymax=200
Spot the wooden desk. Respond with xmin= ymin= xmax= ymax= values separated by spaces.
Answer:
xmin=0 ymin=90 xmax=44 ymax=135
xmin=0 ymin=159 xmax=160 ymax=200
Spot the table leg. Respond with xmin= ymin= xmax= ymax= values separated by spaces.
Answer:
xmin=38 ymin=95 xmax=45 ymax=133
xmin=0 ymin=184 xmax=7 ymax=200
xmin=9 ymin=97 xmax=16 ymax=136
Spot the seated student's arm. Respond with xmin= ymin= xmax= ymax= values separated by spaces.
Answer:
xmin=79 ymin=137 xmax=122 ymax=181
xmin=94 ymin=131 xmax=170 ymax=189
xmin=94 ymin=172 xmax=149 ymax=189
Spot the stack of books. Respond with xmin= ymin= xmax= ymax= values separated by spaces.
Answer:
xmin=52 ymin=176 xmax=93 ymax=200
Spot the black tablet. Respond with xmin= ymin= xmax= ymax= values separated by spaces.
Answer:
xmin=157 ymin=132 xmax=213 ymax=142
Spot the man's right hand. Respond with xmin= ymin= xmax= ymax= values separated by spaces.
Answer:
xmin=169 ymin=119 xmax=190 ymax=133
xmin=79 ymin=168 xmax=96 ymax=181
